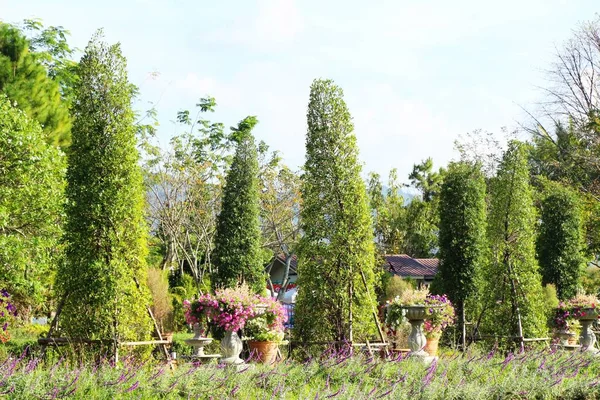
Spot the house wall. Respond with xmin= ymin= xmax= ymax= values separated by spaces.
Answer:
xmin=269 ymin=260 xmax=297 ymax=284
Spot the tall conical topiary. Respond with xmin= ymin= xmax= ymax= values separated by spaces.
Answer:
xmin=481 ymin=141 xmax=547 ymax=344
xmin=212 ymin=116 xmax=265 ymax=293
xmin=294 ymin=79 xmax=377 ymax=343
xmin=56 ymin=32 xmax=151 ymax=341
xmin=432 ymin=161 xmax=487 ymax=350
xmin=537 ymin=182 xmax=586 ymax=300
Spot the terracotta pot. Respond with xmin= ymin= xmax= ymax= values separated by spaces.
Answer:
xmin=248 ymin=341 xmax=279 ymax=364
xmin=424 ymin=337 xmax=439 ymax=356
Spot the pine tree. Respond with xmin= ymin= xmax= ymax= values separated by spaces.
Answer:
xmin=212 ymin=116 xmax=265 ymax=293
xmin=56 ymin=32 xmax=151 ymax=341
xmin=294 ymin=79 xmax=377 ymax=343
xmin=537 ymin=182 xmax=586 ymax=300
xmin=482 ymin=141 xmax=547 ymax=345
xmin=432 ymin=161 xmax=487 ymax=349
xmin=0 ymin=23 xmax=72 ymax=147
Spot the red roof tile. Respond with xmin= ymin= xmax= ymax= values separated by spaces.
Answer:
xmin=384 ymin=254 xmax=438 ymax=278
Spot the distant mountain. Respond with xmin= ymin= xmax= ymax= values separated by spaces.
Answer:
xmin=380 ymin=185 xmax=419 ymax=205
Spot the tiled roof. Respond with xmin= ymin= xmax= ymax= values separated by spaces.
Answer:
xmin=384 ymin=254 xmax=438 ymax=278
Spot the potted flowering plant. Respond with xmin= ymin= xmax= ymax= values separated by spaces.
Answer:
xmin=245 ymin=297 xmax=286 ymax=364
xmin=423 ymin=294 xmax=455 ymax=356
xmin=208 ymin=285 xmax=257 ymax=364
xmin=552 ymin=302 xmax=578 ymax=345
xmin=554 ymin=293 xmax=599 ymax=350
xmin=385 ymin=288 xmax=429 ymax=329
xmin=183 ymin=292 xmax=214 ymax=339
xmin=385 ymin=288 xmax=433 ymax=357
xmin=0 ymin=289 xmax=16 ymax=343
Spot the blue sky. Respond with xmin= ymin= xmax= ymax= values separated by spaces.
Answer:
xmin=2 ymin=0 xmax=598 ymax=180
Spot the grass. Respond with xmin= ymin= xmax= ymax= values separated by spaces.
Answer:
xmin=1 ymin=345 xmax=600 ymax=399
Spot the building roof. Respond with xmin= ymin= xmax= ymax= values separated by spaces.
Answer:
xmin=273 ymin=253 xmax=298 ymax=274
xmin=384 ymin=254 xmax=438 ymax=279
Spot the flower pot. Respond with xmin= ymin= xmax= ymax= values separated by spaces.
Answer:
xmin=161 ymin=332 xmax=173 ymax=342
xmin=220 ymin=331 xmax=244 ymax=365
xmin=424 ymin=337 xmax=439 ymax=356
xmin=248 ymin=341 xmax=279 ymax=364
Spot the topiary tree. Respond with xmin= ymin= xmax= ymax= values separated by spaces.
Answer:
xmin=431 ymin=161 xmax=487 ymax=350
xmin=294 ymin=79 xmax=378 ymax=343
xmin=212 ymin=116 xmax=265 ymax=293
xmin=0 ymin=94 xmax=65 ymax=315
xmin=481 ymin=141 xmax=547 ymax=348
xmin=56 ymin=32 xmax=151 ymax=341
xmin=537 ymin=182 xmax=586 ymax=300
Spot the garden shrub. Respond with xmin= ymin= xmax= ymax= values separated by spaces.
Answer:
xmin=147 ymin=268 xmax=173 ymax=333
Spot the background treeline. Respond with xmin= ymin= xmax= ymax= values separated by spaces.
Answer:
xmin=1 ymin=16 xmax=600 ymax=346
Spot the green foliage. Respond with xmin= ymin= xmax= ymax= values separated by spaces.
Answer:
xmin=433 ymin=161 xmax=487 ymax=338
xmin=0 ymin=95 xmax=65 ymax=315
xmin=481 ymin=141 xmax=547 ymax=339
xmin=402 ymin=198 xmax=438 ymax=257
xmin=408 ymin=157 xmax=444 ymax=202
xmin=367 ymin=169 xmax=406 ymax=254
xmin=581 ymin=267 xmax=600 ymax=297
xmin=168 ymin=271 xmax=198 ymax=332
xmin=403 ymin=158 xmax=445 ymax=258
xmin=0 ymin=22 xmax=73 ymax=148
xmin=383 ymin=274 xmax=415 ymax=302
xmin=56 ymin=32 xmax=151 ymax=341
xmin=537 ymin=181 xmax=586 ymax=300
xmin=212 ymin=116 xmax=264 ymax=293
xmin=295 ymin=79 xmax=377 ymax=343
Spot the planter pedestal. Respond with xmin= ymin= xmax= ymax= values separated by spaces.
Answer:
xmin=185 ymin=324 xmax=219 ymax=363
xmin=220 ymin=331 xmax=244 ymax=365
xmin=404 ymin=306 xmax=437 ymax=363
xmin=575 ymin=308 xmax=599 ymax=353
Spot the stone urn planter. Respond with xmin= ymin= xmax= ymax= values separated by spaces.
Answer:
xmin=220 ymin=331 xmax=244 ymax=365
xmin=184 ymin=323 xmax=213 ymax=358
xmin=402 ymin=305 xmax=429 ymax=358
xmin=573 ymin=308 xmax=599 ymax=352
xmin=248 ymin=341 xmax=279 ymax=364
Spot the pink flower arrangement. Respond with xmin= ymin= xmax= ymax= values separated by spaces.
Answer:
xmin=254 ymin=296 xmax=287 ymax=331
xmin=183 ymin=286 xmax=288 ymax=334
xmin=423 ymin=294 xmax=455 ymax=339
xmin=183 ymin=292 xmax=214 ymax=333
xmin=553 ymin=294 xmax=600 ymax=332
xmin=208 ymin=287 xmax=258 ymax=332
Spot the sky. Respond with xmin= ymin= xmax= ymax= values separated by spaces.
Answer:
xmin=2 ymin=0 xmax=598 ymax=180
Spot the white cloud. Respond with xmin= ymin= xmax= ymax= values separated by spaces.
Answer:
xmin=173 ymin=73 xmax=243 ymax=109
xmin=205 ymin=0 xmax=304 ymax=51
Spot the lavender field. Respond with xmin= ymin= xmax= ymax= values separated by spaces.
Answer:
xmin=1 ymin=347 xmax=600 ymax=399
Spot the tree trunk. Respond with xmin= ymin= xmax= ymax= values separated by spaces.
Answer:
xmin=277 ymin=254 xmax=293 ymax=301
xmin=461 ymin=300 xmax=466 ymax=352
xmin=506 ymin=260 xmax=524 ymax=353
xmin=348 ymin=278 xmax=353 ymax=344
